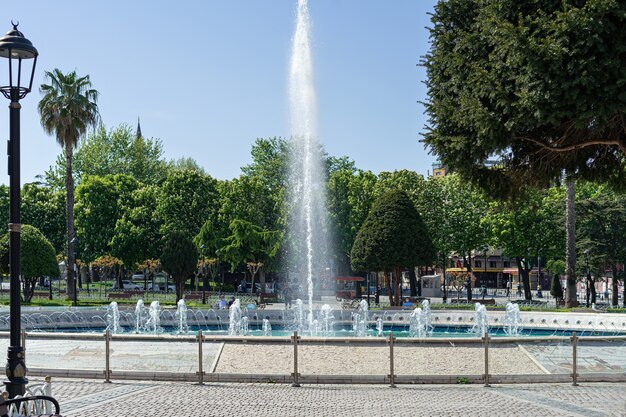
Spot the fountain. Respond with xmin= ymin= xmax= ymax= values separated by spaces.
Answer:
xmin=262 ymin=319 xmax=272 ymax=336
xmin=409 ymin=308 xmax=428 ymax=338
xmin=145 ymin=301 xmax=162 ymax=334
xmin=352 ymin=300 xmax=369 ymax=337
xmin=106 ymin=302 xmax=122 ymax=334
xmin=134 ymin=300 xmax=147 ymax=333
xmin=470 ymin=303 xmax=488 ymax=336
xmin=318 ymin=304 xmax=334 ymax=337
xmin=504 ymin=302 xmax=521 ymax=335
xmin=292 ymin=299 xmax=304 ymax=333
xmin=176 ymin=299 xmax=189 ymax=334
xmin=376 ymin=317 xmax=384 ymax=337
xmin=287 ymin=0 xmax=329 ymax=330
xmin=228 ymin=299 xmax=244 ymax=336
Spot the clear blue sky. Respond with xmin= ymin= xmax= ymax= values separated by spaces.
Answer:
xmin=0 ymin=0 xmax=439 ymax=184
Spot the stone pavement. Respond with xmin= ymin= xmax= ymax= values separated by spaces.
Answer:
xmin=37 ymin=378 xmax=626 ymax=417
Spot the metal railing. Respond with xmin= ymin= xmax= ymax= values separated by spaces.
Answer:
xmin=6 ymin=330 xmax=626 ymax=386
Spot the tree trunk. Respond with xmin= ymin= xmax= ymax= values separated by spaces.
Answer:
xmin=408 ymin=268 xmax=417 ymax=297
xmin=386 ymin=271 xmax=393 ymax=306
xmin=260 ymin=269 xmax=266 ymax=294
xmin=590 ymin=277 xmax=597 ymax=305
xmin=565 ymin=175 xmax=578 ymax=307
xmin=394 ymin=266 xmax=402 ymax=306
xmin=65 ymin=142 xmax=76 ymax=302
xmin=176 ymin=277 xmax=183 ymax=302
xmin=612 ymin=264 xmax=619 ymax=307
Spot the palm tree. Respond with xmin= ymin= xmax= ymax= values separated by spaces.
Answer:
xmin=38 ymin=69 xmax=99 ymax=301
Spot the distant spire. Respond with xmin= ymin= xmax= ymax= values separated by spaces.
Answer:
xmin=136 ymin=117 xmax=142 ymax=139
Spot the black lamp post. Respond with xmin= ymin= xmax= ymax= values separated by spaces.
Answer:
xmin=0 ymin=22 xmax=38 ymax=398
xmin=200 ymin=245 xmax=207 ymax=305
xmin=584 ymin=249 xmax=591 ymax=308
xmin=70 ymin=237 xmax=79 ymax=307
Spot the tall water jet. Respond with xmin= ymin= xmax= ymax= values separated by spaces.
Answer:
xmin=287 ymin=0 xmax=329 ymax=330
xmin=262 ymin=319 xmax=272 ymax=336
xmin=176 ymin=299 xmax=189 ymax=334
xmin=504 ymin=302 xmax=520 ymax=335
xmin=106 ymin=302 xmax=122 ymax=334
xmin=134 ymin=300 xmax=147 ymax=333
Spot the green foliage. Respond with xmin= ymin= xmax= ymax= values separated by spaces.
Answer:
xmin=45 ymin=124 xmax=166 ymax=189
xmin=423 ymin=0 xmax=626 ymax=194
xmin=160 ymin=231 xmax=198 ymax=301
xmin=351 ymin=190 xmax=435 ymax=272
xmin=327 ymin=163 xmax=378 ymax=274
xmin=111 ymin=185 xmax=163 ymax=268
xmin=550 ymin=274 xmax=563 ymax=300
xmin=21 ymin=183 xmax=66 ymax=254
xmin=38 ymin=69 xmax=99 ymax=150
xmin=157 ymin=169 xmax=219 ymax=238
xmin=0 ymin=225 xmax=58 ymax=302
xmin=219 ymin=219 xmax=280 ymax=272
xmin=75 ymin=174 xmax=140 ymax=262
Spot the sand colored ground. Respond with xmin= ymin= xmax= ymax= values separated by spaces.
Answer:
xmin=215 ymin=344 xmax=543 ymax=375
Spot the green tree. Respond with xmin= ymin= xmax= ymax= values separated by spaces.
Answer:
xmin=577 ymin=187 xmax=626 ymax=307
xmin=157 ymin=169 xmax=219 ymax=238
xmin=111 ymin=185 xmax=163 ymax=276
xmin=327 ymin=163 xmax=378 ymax=276
xmin=45 ymin=124 xmax=167 ymax=189
xmin=351 ymin=190 xmax=435 ymax=306
xmin=38 ymin=69 xmax=100 ymax=302
xmin=0 ymin=225 xmax=59 ymax=302
xmin=74 ymin=174 xmax=140 ymax=265
xmin=21 ymin=182 xmax=66 ymax=254
xmin=160 ymin=231 xmax=198 ymax=301
xmin=483 ymin=187 xmax=564 ymax=300
xmin=423 ymin=0 xmax=626 ymax=193
xmin=219 ymin=219 xmax=280 ymax=294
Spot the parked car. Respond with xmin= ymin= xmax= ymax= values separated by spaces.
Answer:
xmin=131 ymin=272 xmax=145 ymax=281
xmin=111 ymin=280 xmax=141 ymax=290
xmin=147 ymin=283 xmax=176 ymax=292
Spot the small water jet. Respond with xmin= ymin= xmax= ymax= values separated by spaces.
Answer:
xmin=504 ymin=302 xmax=520 ymax=335
xmin=145 ymin=301 xmax=162 ymax=334
xmin=318 ymin=304 xmax=334 ymax=337
xmin=470 ymin=303 xmax=488 ymax=336
xmin=176 ymin=299 xmax=189 ymax=334
xmin=228 ymin=299 xmax=243 ymax=336
xmin=106 ymin=302 xmax=122 ymax=334
xmin=134 ymin=300 xmax=147 ymax=333
xmin=262 ymin=319 xmax=272 ymax=336
xmin=352 ymin=300 xmax=369 ymax=337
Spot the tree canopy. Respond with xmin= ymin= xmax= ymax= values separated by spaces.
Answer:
xmin=423 ymin=0 xmax=626 ymax=193
xmin=351 ymin=190 xmax=435 ymax=305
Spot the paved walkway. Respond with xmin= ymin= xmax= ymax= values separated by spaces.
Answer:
xmin=38 ymin=378 xmax=626 ymax=416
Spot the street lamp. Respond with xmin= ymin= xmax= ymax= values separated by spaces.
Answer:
xmin=200 ymin=244 xmax=207 ymax=305
xmin=70 ymin=237 xmax=79 ymax=307
xmin=584 ymin=249 xmax=591 ymax=308
xmin=0 ymin=22 xmax=38 ymax=398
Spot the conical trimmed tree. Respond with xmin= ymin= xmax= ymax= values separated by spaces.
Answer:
xmin=351 ymin=190 xmax=435 ymax=305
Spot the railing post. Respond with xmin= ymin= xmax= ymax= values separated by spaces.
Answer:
xmin=483 ymin=331 xmax=490 ymax=387
xmin=571 ymin=331 xmax=578 ymax=386
xmin=104 ymin=329 xmax=111 ymax=383
xmin=43 ymin=376 xmax=51 ymax=414
xmin=197 ymin=330 xmax=204 ymax=385
xmin=291 ymin=331 xmax=301 ymax=387
xmin=388 ymin=332 xmax=396 ymax=388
